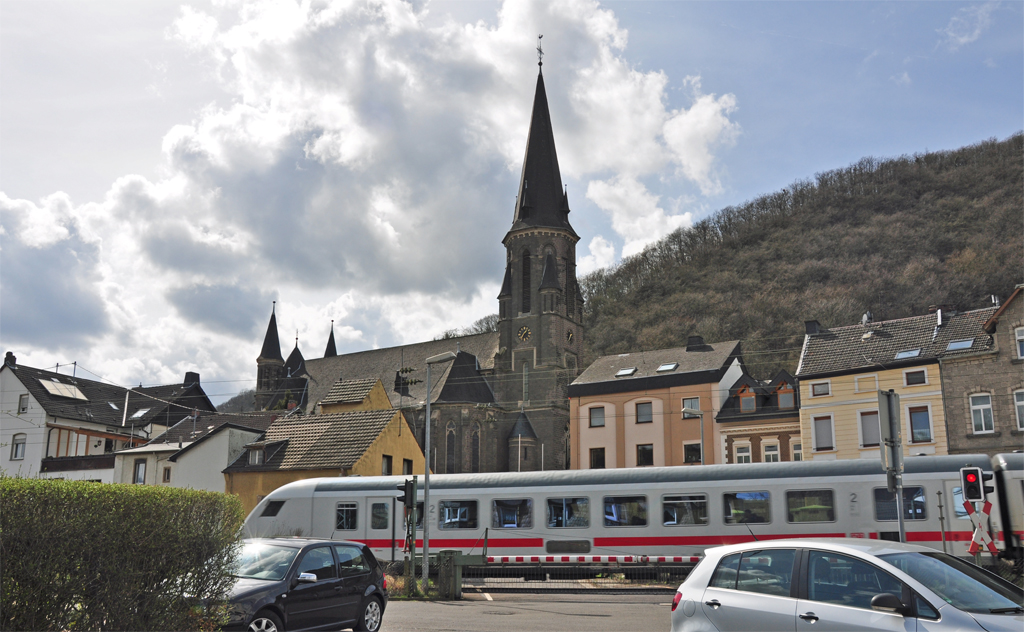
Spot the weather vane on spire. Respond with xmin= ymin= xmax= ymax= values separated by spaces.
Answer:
xmin=537 ymin=34 xmax=544 ymax=67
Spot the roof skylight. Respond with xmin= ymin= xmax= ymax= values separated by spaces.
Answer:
xmin=108 ymin=402 xmax=119 ymax=410
xmin=946 ymin=339 xmax=973 ymax=351
xmin=39 ymin=379 xmax=88 ymax=400
xmin=656 ymin=362 xmax=679 ymax=372
xmin=894 ymin=349 xmax=921 ymax=360
xmin=130 ymin=408 xmax=151 ymax=419
xmin=615 ymin=367 xmax=637 ymax=377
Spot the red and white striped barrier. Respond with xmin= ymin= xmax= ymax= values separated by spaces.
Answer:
xmin=485 ymin=555 xmax=701 ymax=564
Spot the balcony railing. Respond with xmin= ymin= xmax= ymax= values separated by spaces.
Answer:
xmin=41 ymin=454 xmax=116 ymax=472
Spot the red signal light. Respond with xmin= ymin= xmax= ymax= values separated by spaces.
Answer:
xmin=966 ymin=472 xmax=978 ymax=483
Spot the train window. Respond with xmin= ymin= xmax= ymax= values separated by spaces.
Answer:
xmin=950 ymin=488 xmax=969 ymax=519
xmin=336 ymin=502 xmax=358 ymax=530
xmin=547 ymin=497 xmax=589 ymax=528
xmin=786 ymin=490 xmax=835 ymax=523
xmin=723 ymin=492 xmax=771 ymax=524
xmin=604 ymin=496 xmax=647 ymax=527
xmin=662 ymin=494 xmax=708 ymax=526
xmin=873 ymin=487 xmax=927 ymax=521
xmin=439 ymin=500 xmax=478 ymax=529
xmin=371 ymin=503 xmax=389 ymax=530
xmin=260 ymin=500 xmax=285 ymax=517
xmin=492 ymin=499 xmax=533 ymax=529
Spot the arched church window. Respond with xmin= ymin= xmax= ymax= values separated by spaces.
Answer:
xmin=469 ymin=424 xmax=480 ymax=473
xmin=445 ymin=421 xmax=457 ymax=474
xmin=521 ymin=250 xmax=531 ymax=313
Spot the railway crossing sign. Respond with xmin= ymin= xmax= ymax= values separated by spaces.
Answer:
xmin=962 ymin=499 xmax=999 ymax=555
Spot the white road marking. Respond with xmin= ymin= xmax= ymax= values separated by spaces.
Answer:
xmin=484 ymin=593 xmax=493 ymax=601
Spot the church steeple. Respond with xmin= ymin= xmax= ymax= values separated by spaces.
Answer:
xmin=258 ymin=302 xmax=284 ymax=362
xmin=256 ymin=302 xmax=285 ymax=410
xmin=324 ymin=320 xmax=337 ymax=358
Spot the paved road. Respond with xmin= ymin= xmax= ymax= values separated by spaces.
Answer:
xmin=379 ymin=593 xmax=670 ymax=632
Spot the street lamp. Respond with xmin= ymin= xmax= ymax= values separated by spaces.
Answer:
xmin=681 ymin=408 xmax=704 ymax=465
xmin=422 ymin=350 xmax=456 ymax=593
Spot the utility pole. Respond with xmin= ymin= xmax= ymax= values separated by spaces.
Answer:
xmin=878 ymin=389 xmax=905 ymax=542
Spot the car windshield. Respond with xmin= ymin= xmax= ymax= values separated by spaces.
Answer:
xmin=233 ymin=542 xmax=300 ymax=581
xmin=879 ymin=552 xmax=1023 ymax=614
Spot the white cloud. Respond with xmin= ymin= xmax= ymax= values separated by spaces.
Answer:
xmin=586 ymin=175 xmax=693 ymax=257
xmin=576 ymin=235 xmax=616 ymax=275
xmin=663 ymin=76 xmax=740 ymax=196
xmin=938 ymin=2 xmax=997 ymax=51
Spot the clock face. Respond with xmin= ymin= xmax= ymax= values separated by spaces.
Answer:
xmin=566 ymin=330 xmax=574 ymax=343
xmin=517 ymin=326 xmax=532 ymax=342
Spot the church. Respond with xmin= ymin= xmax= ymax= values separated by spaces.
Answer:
xmin=253 ymin=62 xmax=584 ymax=473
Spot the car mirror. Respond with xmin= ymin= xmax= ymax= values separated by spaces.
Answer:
xmin=297 ymin=572 xmax=318 ymax=584
xmin=870 ymin=592 xmax=908 ymax=616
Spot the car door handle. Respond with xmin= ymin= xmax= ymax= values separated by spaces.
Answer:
xmin=704 ymin=599 xmax=721 ymax=609
xmin=799 ymin=612 xmax=819 ymax=623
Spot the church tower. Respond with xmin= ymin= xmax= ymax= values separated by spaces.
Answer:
xmin=496 ymin=59 xmax=583 ymax=470
xmin=255 ymin=303 xmax=285 ymax=410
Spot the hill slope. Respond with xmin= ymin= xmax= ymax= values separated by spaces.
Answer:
xmin=580 ymin=133 xmax=1023 ymax=376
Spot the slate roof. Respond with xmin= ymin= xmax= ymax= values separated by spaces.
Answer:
xmin=3 ymin=362 xmax=215 ymax=429
xmin=149 ymin=411 xmax=277 ymax=446
xmin=322 ymin=378 xmax=378 ymax=405
xmin=509 ymin=410 xmax=538 ymax=439
xmin=225 ymin=409 xmax=400 ymax=472
xmin=797 ymin=307 xmax=998 ymax=378
xmin=259 ymin=308 xmax=284 ymax=362
xmin=302 ymin=332 xmax=499 ymax=413
xmin=568 ymin=340 xmax=742 ymax=397
xmin=716 ymin=370 xmax=800 ymax=423
xmin=324 ymin=324 xmax=338 ymax=358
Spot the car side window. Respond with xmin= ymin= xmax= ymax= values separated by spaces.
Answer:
xmin=736 ymin=549 xmax=796 ymax=596
xmin=297 ymin=546 xmax=337 ymax=580
xmin=807 ymin=550 xmax=903 ymax=610
xmin=334 ymin=545 xmax=370 ymax=576
xmin=709 ymin=553 xmax=741 ymax=589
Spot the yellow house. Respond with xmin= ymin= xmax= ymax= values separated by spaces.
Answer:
xmin=794 ymin=309 xmax=986 ymax=461
xmin=224 ymin=379 xmax=425 ymax=515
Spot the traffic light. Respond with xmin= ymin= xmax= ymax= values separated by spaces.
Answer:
xmin=396 ymin=479 xmax=414 ymax=509
xmin=960 ymin=467 xmax=985 ymax=502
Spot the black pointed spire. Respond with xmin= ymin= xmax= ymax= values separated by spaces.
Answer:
xmin=258 ymin=302 xmax=284 ymax=362
xmin=285 ymin=336 xmax=304 ymax=377
xmin=508 ymin=66 xmax=577 ymax=238
xmin=324 ymin=320 xmax=337 ymax=358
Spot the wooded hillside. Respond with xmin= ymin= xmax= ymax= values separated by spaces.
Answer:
xmin=580 ymin=133 xmax=1023 ymax=377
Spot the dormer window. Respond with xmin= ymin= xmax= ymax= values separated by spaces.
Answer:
xmin=777 ymin=383 xmax=795 ymax=409
xmin=615 ymin=367 xmax=637 ymax=377
xmin=740 ymin=390 xmax=755 ymax=413
xmin=248 ymin=449 xmax=265 ymax=466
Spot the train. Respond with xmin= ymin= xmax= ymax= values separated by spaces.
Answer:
xmin=243 ymin=453 xmax=1023 ymax=563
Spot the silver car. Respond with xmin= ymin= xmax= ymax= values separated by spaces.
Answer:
xmin=670 ymin=538 xmax=1023 ymax=631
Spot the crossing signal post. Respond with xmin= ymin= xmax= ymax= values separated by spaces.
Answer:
xmin=396 ymin=477 xmax=418 ymax=594
xmin=878 ymin=389 xmax=905 ymax=543
xmin=960 ymin=467 xmax=984 ymax=502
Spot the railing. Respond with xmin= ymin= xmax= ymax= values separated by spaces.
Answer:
xmin=40 ymin=454 xmax=115 ymax=472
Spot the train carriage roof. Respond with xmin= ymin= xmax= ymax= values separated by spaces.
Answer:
xmin=993 ymin=453 xmax=1023 ymax=472
xmin=298 ymin=454 xmax=996 ymax=495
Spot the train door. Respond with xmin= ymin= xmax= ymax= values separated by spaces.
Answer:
xmin=366 ymin=496 xmax=396 ymax=561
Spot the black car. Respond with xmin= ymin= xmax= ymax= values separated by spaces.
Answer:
xmin=223 ymin=538 xmax=388 ymax=632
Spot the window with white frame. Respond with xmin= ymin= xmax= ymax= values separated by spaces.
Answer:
xmin=133 ymin=459 xmax=146 ymax=484
xmin=682 ymin=397 xmax=700 ymax=418
xmin=734 ymin=444 xmax=751 ymax=464
xmin=1016 ymin=391 xmax=1024 ymax=431
xmin=636 ymin=402 xmax=653 ymax=424
xmin=762 ymin=443 xmax=780 ymax=463
xmin=904 ymin=369 xmax=927 ymax=386
xmin=589 ymin=406 xmax=605 ymax=428
xmin=859 ymin=410 xmax=880 ymax=447
xmin=970 ymin=394 xmax=994 ymax=433
xmin=813 ymin=415 xmax=834 ymax=451
xmin=791 ymin=441 xmax=803 ymax=462
xmin=18 ymin=394 xmax=28 ymax=413
xmin=11 ymin=433 xmax=26 ymax=460
xmin=1016 ymin=327 xmax=1024 ymax=359
xmin=248 ymin=448 xmax=265 ymax=465
xmin=854 ymin=375 xmax=877 ymax=393
xmin=810 ymin=381 xmax=830 ymax=397
xmin=908 ymin=405 xmax=933 ymax=443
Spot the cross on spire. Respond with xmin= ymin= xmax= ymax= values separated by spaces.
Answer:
xmin=537 ymin=34 xmax=543 ymax=67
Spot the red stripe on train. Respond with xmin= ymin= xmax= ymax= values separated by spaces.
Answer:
xmin=594 ymin=534 xmax=847 ymax=547
xmin=357 ymin=538 xmax=545 ymax=548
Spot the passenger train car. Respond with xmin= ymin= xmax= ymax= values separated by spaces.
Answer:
xmin=244 ymin=454 xmax=1023 ymax=563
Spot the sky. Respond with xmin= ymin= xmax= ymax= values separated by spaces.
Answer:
xmin=1 ymin=0 xmax=1021 ymax=404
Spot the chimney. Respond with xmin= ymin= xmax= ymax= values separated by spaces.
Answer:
xmin=184 ymin=371 xmax=200 ymax=386
xmin=4 ymin=351 xmax=16 ymax=367
xmin=686 ymin=335 xmax=706 ymax=351
xmin=804 ymin=320 xmax=822 ymax=335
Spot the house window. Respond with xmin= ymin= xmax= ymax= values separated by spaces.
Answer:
xmin=18 ymin=394 xmax=28 ymax=413
xmin=248 ymin=449 xmax=265 ymax=465
xmin=813 ymin=415 xmax=834 ymax=451
xmin=636 ymin=443 xmax=654 ymax=466
xmin=1016 ymin=391 xmax=1024 ymax=431
xmin=683 ymin=442 xmax=702 ymax=464
xmin=1016 ymin=327 xmax=1024 ymax=358
xmin=682 ymin=397 xmax=700 ymax=418
xmin=133 ymin=459 xmax=146 ymax=485
xmin=636 ymin=402 xmax=653 ymax=424
xmin=740 ymin=391 xmax=755 ymax=412
xmin=589 ymin=407 xmax=605 ymax=428
xmin=589 ymin=447 xmax=605 ymax=469
xmin=777 ymin=389 xmax=795 ymax=409
xmin=382 ymin=454 xmax=393 ymax=476
xmin=810 ymin=382 xmax=830 ymax=397
xmin=162 ymin=467 xmax=171 ymax=483
xmin=908 ymin=405 xmax=933 ymax=443
xmin=403 ymin=458 xmax=413 ymax=475
xmin=734 ymin=444 xmax=751 ymax=464
xmin=763 ymin=443 xmax=780 ymax=463
xmin=791 ymin=442 xmax=803 ymax=462
xmin=854 ymin=375 xmax=877 ymax=393
xmin=904 ymin=369 xmax=927 ymax=386
xmin=969 ymin=394 xmax=994 ymax=433
xmin=860 ymin=410 xmax=880 ymax=447
xmin=11 ymin=433 xmax=26 ymax=460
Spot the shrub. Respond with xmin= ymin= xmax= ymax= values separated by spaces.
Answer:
xmin=0 ymin=477 xmax=243 ymax=631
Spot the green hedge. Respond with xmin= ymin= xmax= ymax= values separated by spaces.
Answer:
xmin=1 ymin=477 xmax=244 ymax=631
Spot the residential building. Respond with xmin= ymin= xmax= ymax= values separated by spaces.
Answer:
xmin=940 ymin=285 xmax=1024 ymax=455
xmin=0 ymin=352 xmax=214 ymax=482
xmin=567 ymin=336 xmax=744 ymax=469
xmin=715 ymin=370 xmax=801 ymax=464
xmin=796 ymin=307 xmax=996 ymax=461
xmin=250 ymin=64 xmax=584 ymax=473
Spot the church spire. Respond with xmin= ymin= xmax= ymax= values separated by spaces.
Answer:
xmin=324 ymin=320 xmax=337 ymax=358
xmin=508 ymin=60 xmax=577 ymax=238
xmin=258 ymin=302 xmax=284 ymax=362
